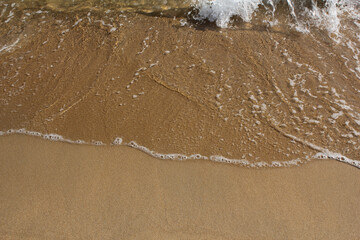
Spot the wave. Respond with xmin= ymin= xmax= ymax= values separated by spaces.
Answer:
xmin=4 ymin=0 xmax=360 ymax=33
xmin=194 ymin=0 xmax=360 ymax=34
xmin=1 ymin=129 xmax=359 ymax=168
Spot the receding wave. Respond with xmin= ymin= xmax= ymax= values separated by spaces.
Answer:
xmin=0 ymin=0 xmax=360 ymax=168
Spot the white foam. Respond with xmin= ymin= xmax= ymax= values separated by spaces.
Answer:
xmin=193 ymin=0 xmax=359 ymax=35
xmin=314 ymin=152 xmax=360 ymax=168
xmin=1 ymin=128 xmax=359 ymax=168
xmin=0 ymin=128 xmax=87 ymax=144
xmin=277 ymin=129 xmax=360 ymax=168
xmin=113 ymin=137 xmax=123 ymax=145
xmin=331 ymin=111 xmax=343 ymax=120
xmin=0 ymin=38 xmax=20 ymax=54
xmin=194 ymin=0 xmax=262 ymax=28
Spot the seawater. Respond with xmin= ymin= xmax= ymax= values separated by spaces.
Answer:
xmin=1 ymin=0 xmax=360 ymax=168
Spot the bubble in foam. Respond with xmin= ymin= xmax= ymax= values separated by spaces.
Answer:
xmin=92 ymin=140 xmax=104 ymax=145
xmin=128 ymin=141 xmax=138 ymax=148
xmin=314 ymin=152 xmax=360 ymax=168
xmin=43 ymin=133 xmax=64 ymax=141
xmin=113 ymin=137 xmax=123 ymax=145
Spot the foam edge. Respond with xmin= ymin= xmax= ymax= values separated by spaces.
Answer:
xmin=1 ymin=128 xmax=359 ymax=168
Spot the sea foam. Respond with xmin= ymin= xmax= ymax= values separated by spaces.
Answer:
xmin=1 ymin=129 xmax=359 ymax=169
xmin=194 ymin=0 xmax=263 ymax=28
xmin=193 ymin=0 xmax=359 ymax=34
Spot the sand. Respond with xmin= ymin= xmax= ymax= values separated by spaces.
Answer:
xmin=0 ymin=134 xmax=359 ymax=239
xmin=1 ymin=4 xmax=360 ymax=238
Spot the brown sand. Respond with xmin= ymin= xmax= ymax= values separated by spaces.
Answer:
xmin=0 ymin=134 xmax=359 ymax=239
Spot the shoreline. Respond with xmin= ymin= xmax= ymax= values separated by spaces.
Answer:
xmin=0 ymin=134 xmax=359 ymax=239
xmin=2 ymin=129 xmax=360 ymax=168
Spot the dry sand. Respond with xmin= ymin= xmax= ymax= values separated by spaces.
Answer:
xmin=0 ymin=134 xmax=359 ymax=239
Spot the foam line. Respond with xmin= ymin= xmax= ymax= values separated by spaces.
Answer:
xmin=1 ymin=128 xmax=359 ymax=168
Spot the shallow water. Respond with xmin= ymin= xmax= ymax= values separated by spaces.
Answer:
xmin=0 ymin=0 xmax=360 ymax=168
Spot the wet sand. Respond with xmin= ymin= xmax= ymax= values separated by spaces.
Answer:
xmin=1 ymin=10 xmax=360 ymax=165
xmin=0 ymin=134 xmax=359 ymax=239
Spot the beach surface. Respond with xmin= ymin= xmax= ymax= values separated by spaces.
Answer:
xmin=0 ymin=134 xmax=359 ymax=240
xmin=1 ymin=1 xmax=360 ymax=239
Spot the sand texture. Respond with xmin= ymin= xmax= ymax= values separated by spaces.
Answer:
xmin=1 ymin=3 xmax=360 ymax=239
xmin=0 ymin=135 xmax=359 ymax=240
